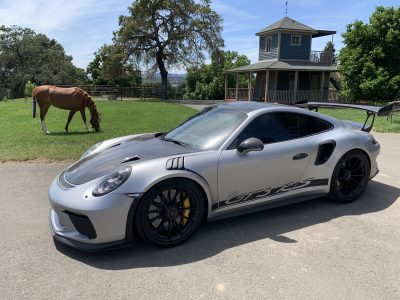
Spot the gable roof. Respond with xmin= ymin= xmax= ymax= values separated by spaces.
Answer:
xmin=256 ymin=17 xmax=316 ymax=36
xmin=256 ymin=16 xmax=335 ymax=37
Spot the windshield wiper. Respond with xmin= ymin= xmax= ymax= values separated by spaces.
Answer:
xmin=163 ymin=137 xmax=189 ymax=147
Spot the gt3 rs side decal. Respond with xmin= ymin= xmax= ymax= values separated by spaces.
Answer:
xmin=212 ymin=178 xmax=329 ymax=211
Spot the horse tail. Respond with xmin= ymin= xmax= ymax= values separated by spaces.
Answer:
xmin=32 ymin=87 xmax=37 ymax=118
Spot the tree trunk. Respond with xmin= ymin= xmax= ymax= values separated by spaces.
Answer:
xmin=156 ymin=52 xmax=168 ymax=99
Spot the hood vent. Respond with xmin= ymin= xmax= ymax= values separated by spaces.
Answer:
xmin=108 ymin=143 xmax=121 ymax=149
xmin=166 ymin=157 xmax=185 ymax=170
xmin=120 ymin=155 xmax=141 ymax=164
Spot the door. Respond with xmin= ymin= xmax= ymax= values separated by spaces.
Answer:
xmin=217 ymin=112 xmax=314 ymax=211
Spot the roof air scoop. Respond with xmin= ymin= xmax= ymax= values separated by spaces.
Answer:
xmin=120 ymin=155 xmax=141 ymax=164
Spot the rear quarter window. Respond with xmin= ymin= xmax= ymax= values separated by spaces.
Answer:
xmin=298 ymin=114 xmax=333 ymax=137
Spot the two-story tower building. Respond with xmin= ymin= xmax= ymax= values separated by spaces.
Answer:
xmin=225 ymin=17 xmax=340 ymax=103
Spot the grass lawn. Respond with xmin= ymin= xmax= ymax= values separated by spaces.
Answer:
xmin=0 ymin=99 xmax=196 ymax=161
xmin=318 ymin=108 xmax=400 ymax=133
xmin=0 ymin=99 xmax=398 ymax=162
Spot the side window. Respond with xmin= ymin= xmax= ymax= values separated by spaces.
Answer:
xmin=231 ymin=113 xmax=299 ymax=148
xmin=230 ymin=112 xmax=333 ymax=149
xmin=290 ymin=35 xmax=301 ymax=46
xmin=265 ymin=37 xmax=272 ymax=53
xmin=298 ymin=114 xmax=333 ymax=137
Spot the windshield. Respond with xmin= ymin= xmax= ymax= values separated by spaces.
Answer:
xmin=164 ymin=107 xmax=247 ymax=150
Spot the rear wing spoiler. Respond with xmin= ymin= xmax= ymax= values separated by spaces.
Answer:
xmin=294 ymin=101 xmax=394 ymax=132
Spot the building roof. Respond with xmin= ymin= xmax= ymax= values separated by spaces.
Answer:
xmin=225 ymin=60 xmax=338 ymax=73
xmin=256 ymin=16 xmax=336 ymax=37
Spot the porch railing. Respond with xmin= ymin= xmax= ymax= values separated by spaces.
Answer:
xmin=226 ymin=89 xmax=343 ymax=103
xmin=226 ymin=88 xmax=249 ymax=100
xmin=310 ymin=51 xmax=333 ymax=65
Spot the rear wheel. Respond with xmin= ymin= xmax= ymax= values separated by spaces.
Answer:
xmin=329 ymin=150 xmax=370 ymax=203
xmin=135 ymin=179 xmax=205 ymax=247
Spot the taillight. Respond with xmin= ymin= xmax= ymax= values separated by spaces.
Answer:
xmin=371 ymin=136 xmax=378 ymax=145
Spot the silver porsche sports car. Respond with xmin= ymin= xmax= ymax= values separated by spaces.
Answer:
xmin=49 ymin=101 xmax=390 ymax=251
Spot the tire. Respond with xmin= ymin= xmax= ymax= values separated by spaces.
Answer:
xmin=134 ymin=178 xmax=205 ymax=247
xmin=329 ymin=150 xmax=370 ymax=203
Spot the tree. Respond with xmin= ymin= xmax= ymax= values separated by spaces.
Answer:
xmin=24 ymin=80 xmax=36 ymax=99
xmin=339 ymin=6 xmax=400 ymax=102
xmin=113 ymin=0 xmax=224 ymax=99
xmin=0 ymin=25 xmax=87 ymax=98
xmin=87 ymin=44 xmax=142 ymax=87
xmin=184 ymin=51 xmax=250 ymax=100
xmin=323 ymin=41 xmax=337 ymax=64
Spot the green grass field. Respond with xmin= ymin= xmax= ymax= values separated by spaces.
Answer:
xmin=0 ymin=99 xmax=196 ymax=161
xmin=319 ymin=108 xmax=400 ymax=133
xmin=0 ymin=99 xmax=398 ymax=161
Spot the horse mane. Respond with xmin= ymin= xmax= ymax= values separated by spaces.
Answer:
xmin=78 ymin=88 xmax=100 ymax=122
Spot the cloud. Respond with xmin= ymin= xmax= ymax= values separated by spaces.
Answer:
xmin=212 ymin=1 xmax=258 ymax=21
xmin=0 ymin=0 xmax=131 ymax=68
xmin=0 ymin=0 xmax=127 ymax=32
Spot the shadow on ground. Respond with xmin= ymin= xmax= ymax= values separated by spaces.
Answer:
xmin=48 ymin=131 xmax=95 ymax=136
xmin=55 ymin=180 xmax=399 ymax=269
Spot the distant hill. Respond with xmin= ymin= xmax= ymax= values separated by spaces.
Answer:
xmin=142 ymin=73 xmax=186 ymax=85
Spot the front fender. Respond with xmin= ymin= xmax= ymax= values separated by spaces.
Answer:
xmin=117 ymin=159 xmax=214 ymax=214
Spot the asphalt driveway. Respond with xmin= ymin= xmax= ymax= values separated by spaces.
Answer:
xmin=0 ymin=132 xmax=399 ymax=299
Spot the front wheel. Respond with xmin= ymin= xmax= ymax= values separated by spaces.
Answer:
xmin=329 ymin=150 xmax=370 ymax=203
xmin=134 ymin=179 xmax=205 ymax=247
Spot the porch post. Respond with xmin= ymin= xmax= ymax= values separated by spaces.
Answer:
xmin=248 ymin=72 xmax=252 ymax=101
xmin=274 ymin=70 xmax=279 ymax=101
xmin=320 ymin=71 xmax=325 ymax=101
xmin=224 ymin=73 xmax=227 ymax=100
xmin=264 ymin=70 xmax=270 ymax=102
xmin=294 ymin=71 xmax=299 ymax=102
xmin=235 ymin=73 xmax=239 ymax=101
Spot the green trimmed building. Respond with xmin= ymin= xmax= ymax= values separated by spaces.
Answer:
xmin=225 ymin=17 xmax=341 ymax=103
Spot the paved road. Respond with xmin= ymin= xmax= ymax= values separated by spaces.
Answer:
xmin=1 ymin=133 xmax=399 ymax=299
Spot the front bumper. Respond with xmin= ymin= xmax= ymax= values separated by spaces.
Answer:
xmin=48 ymin=176 xmax=138 ymax=251
xmin=50 ymin=212 xmax=129 ymax=252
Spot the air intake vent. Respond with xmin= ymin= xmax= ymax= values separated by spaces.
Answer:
xmin=120 ymin=155 xmax=141 ymax=164
xmin=166 ymin=157 xmax=185 ymax=170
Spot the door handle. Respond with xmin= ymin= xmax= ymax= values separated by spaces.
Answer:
xmin=293 ymin=153 xmax=308 ymax=160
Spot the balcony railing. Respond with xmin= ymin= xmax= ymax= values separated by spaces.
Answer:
xmin=310 ymin=51 xmax=333 ymax=65
xmin=226 ymin=89 xmax=343 ymax=104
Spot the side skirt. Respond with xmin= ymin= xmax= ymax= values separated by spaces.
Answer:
xmin=207 ymin=193 xmax=327 ymax=222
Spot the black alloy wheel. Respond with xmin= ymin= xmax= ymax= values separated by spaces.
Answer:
xmin=135 ymin=179 xmax=205 ymax=247
xmin=329 ymin=150 xmax=370 ymax=203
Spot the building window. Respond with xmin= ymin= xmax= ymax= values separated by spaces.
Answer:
xmin=291 ymin=35 xmax=301 ymax=46
xmin=265 ymin=37 xmax=272 ymax=53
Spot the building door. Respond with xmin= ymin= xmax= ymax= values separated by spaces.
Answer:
xmin=311 ymin=73 xmax=320 ymax=90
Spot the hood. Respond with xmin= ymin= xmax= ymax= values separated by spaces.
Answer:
xmin=65 ymin=134 xmax=196 ymax=185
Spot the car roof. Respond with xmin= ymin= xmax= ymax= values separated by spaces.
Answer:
xmin=217 ymin=101 xmax=342 ymax=126
xmin=218 ymin=101 xmax=285 ymax=113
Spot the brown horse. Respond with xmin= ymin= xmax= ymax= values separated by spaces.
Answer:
xmin=32 ymin=85 xmax=101 ymax=133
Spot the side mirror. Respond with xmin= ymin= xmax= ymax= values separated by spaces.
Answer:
xmin=237 ymin=138 xmax=264 ymax=155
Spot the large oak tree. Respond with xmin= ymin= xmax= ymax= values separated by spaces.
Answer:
xmin=114 ymin=0 xmax=224 ymax=99
xmin=339 ymin=6 xmax=400 ymax=102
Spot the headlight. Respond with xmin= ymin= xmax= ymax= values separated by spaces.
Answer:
xmin=92 ymin=166 xmax=131 ymax=196
xmin=81 ymin=142 xmax=103 ymax=159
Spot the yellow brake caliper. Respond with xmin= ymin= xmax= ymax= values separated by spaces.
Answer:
xmin=181 ymin=196 xmax=191 ymax=226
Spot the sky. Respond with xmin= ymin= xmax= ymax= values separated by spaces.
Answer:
xmin=0 ymin=0 xmax=398 ymax=72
